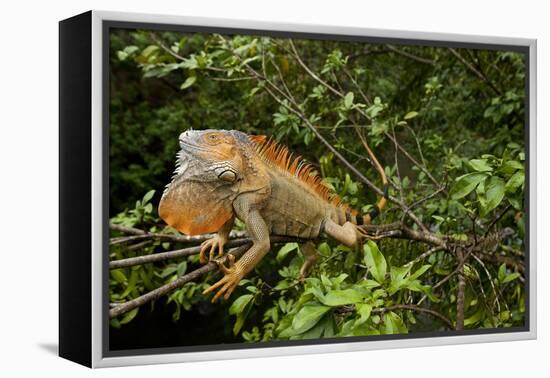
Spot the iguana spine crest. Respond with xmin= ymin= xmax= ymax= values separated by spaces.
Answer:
xmin=249 ymin=135 xmax=354 ymax=213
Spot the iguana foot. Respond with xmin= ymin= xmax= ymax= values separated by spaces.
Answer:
xmin=199 ymin=236 xmax=227 ymax=264
xmin=356 ymin=226 xmax=384 ymax=241
xmin=355 ymin=226 xmax=369 ymax=243
xmin=202 ymin=254 xmax=244 ymax=302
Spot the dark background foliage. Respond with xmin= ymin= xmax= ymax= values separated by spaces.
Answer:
xmin=108 ymin=28 xmax=526 ymax=350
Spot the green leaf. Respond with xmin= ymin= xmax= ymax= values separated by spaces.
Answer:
xmin=320 ymin=274 xmax=333 ymax=289
xmin=141 ymin=45 xmax=159 ymax=57
xmin=388 ymin=265 xmax=412 ymax=294
xmin=176 ymin=261 xmax=187 ymax=277
xmin=404 ymin=111 xmax=418 ymax=120
xmin=355 ymin=303 xmax=373 ymax=325
xmin=292 ymin=313 xmax=334 ymax=340
xmin=451 ymin=172 xmax=488 ymax=200
xmin=111 ymin=269 xmax=127 ymax=284
xmin=363 ymin=241 xmax=387 ymax=284
xmin=120 ymin=269 xmax=138 ymax=298
xmin=464 ymin=308 xmax=483 ymax=327
xmin=119 ymin=308 xmax=139 ymax=325
xmin=498 ymin=263 xmax=507 ymax=282
xmin=117 ymin=46 xmax=140 ymax=61
xmin=505 ymin=170 xmax=524 ymax=193
xmin=331 ymin=273 xmax=349 ymax=288
xmin=229 ymin=294 xmax=253 ymax=315
xmin=142 ymin=189 xmax=155 ymax=203
xmin=292 ymin=304 xmax=331 ymax=334
xmin=383 ymin=311 xmax=408 ymax=334
xmin=249 ymin=86 xmax=261 ymax=97
xmin=229 ymin=294 xmax=254 ymax=335
xmin=500 ymin=160 xmax=523 ymax=175
xmin=320 ymin=289 xmax=364 ymax=306
xmin=143 ymin=203 xmax=153 ymax=214
xmin=406 ymin=280 xmax=439 ymax=302
xmin=502 ymin=272 xmax=521 ymax=284
xmin=359 ymin=279 xmax=380 ymax=289
xmin=276 ymin=242 xmax=299 ymax=262
xmin=159 ymin=265 xmax=177 ymax=278
xmin=482 ymin=176 xmax=505 ymax=215
xmin=409 ymin=264 xmax=432 ymax=280
xmin=344 ymin=92 xmax=354 ymax=109
xmin=469 ymin=159 xmax=493 ymax=172
xmin=180 ymin=76 xmax=197 ymax=90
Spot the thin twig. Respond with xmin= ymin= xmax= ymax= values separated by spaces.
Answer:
xmin=471 ymin=253 xmax=502 ymax=313
xmin=386 ymin=45 xmax=436 ymax=66
xmin=384 ymin=131 xmax=444 ymax=192
xmin=289 ymin=40 xmax=343 ymax=98
xmin=403 ymin=125 xmax=427 ymax=168
xmin=391 ymin=124 xmax=406 ymax=203
xmin=210 ymin=76 xmax=255 ymax=82
xmin=405 ymin=246 xmax=445 ymax=267
xmin=449 ymin=48 xmax=501 ymax=95
xmin=483 ymin=204 xmax=513 ymax=237
xmin=373 ymin=304 xmax=453 ymax=329
xmin=343 ymin=67 xmax=371 ymax=104
xmin=417 ymin=247 xmax=476 ymax=306
xmin=407 ymin=185 xmax=446 ymax=211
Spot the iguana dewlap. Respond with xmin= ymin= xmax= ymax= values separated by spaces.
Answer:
xmin=159 ymin=129 xmax=388 ymax=302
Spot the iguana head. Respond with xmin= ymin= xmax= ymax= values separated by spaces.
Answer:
xmin=174 ymin=129 xmax=249 ymax=183
xmin=158 ymin=129 xmax=261 ymax=235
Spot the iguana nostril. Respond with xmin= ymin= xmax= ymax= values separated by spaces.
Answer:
xmin=179 ymin=130 xmax=191 ymax=143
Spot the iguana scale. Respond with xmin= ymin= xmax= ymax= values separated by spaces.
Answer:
xmin=159 ymin=129 xmax=388 ymax=302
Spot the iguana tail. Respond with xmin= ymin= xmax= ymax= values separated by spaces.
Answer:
xmin=355 ymin=137 xmax=389 ymax=225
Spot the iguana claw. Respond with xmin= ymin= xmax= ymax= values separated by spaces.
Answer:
xmin=199 ymin=236 xmax=227 ymax=264
xmin=202 ymin=254 xmax=244 ymax=302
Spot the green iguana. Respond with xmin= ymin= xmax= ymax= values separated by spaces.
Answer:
xmin=159 ymin=129 xmax=388 ymax=302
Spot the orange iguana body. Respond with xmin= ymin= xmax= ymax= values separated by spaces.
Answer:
xmin=159 ymin=129 xmax=388 ymax=302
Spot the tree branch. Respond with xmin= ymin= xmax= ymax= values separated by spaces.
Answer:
xmin=455 ymin=248 xmax=466 ymax=330
xmin=361 ymin=222 xmax=446 ymax=248
xmin=110 ymin=223 xmax=247 ymax=245
xmin=110 ymin=244 xmax=251 ymax=319
xmin=110 ymin=236 xmax=303 ymax=269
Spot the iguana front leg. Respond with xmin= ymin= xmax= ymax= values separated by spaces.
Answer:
xmin=199 ymin=217 xmax=234 ymax=264
xmin=203 ymin=196 xmax=270 ymax=302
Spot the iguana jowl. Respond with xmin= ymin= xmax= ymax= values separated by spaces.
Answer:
xmin=159 ymin=129 xmax=388 ymax=302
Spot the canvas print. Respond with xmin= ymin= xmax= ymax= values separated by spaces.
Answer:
xmin=107 ymin=27 xmax=527 ymax=352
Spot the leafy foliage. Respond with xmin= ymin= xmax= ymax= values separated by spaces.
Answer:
xmin=109 ymin=29 xmax=526 ymax=345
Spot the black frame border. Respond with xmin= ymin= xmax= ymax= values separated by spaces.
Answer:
xmin=59 ymin=11 xmax=93 ymax=367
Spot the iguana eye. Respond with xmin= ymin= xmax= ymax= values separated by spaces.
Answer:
xmin=205 ymin=133 xmax=221 ymax=144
